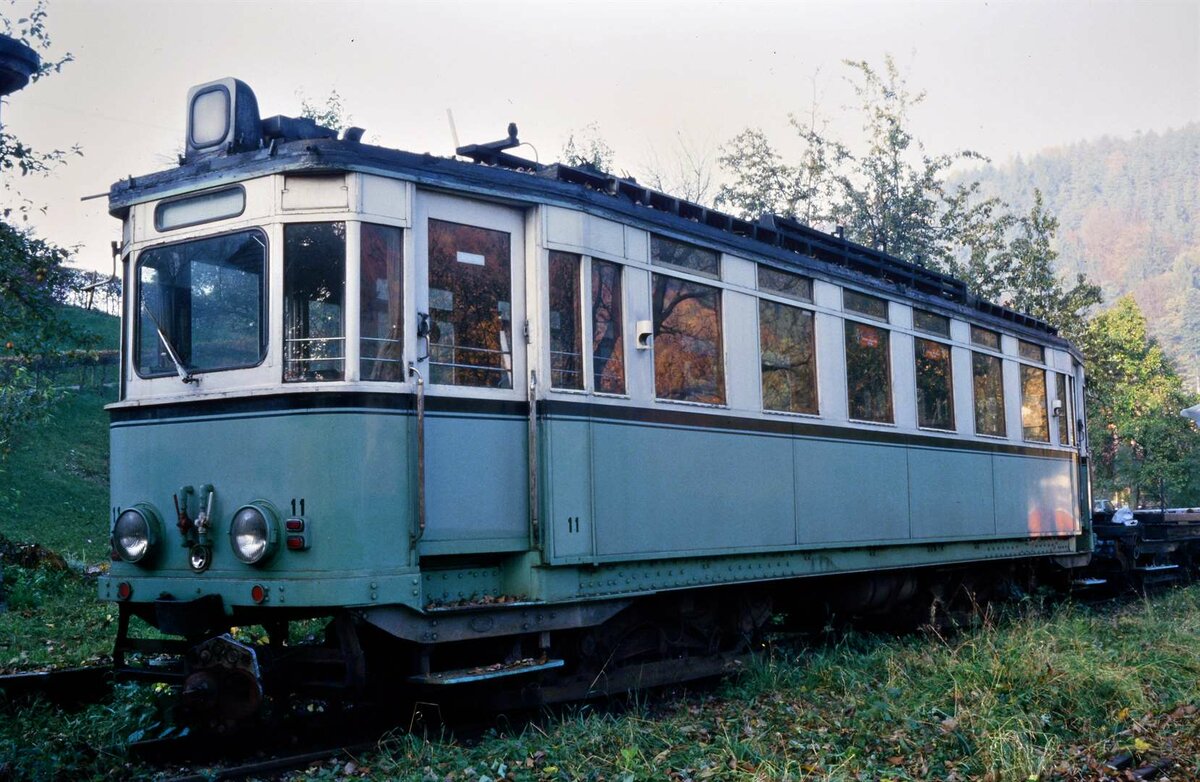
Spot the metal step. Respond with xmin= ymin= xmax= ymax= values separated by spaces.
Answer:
xmin=1133 ymin=564 xmax=1180 ymax=572
xmin=1072 ymin=578 xmax=1107 ymax=587
xmin=409 ymin=658 xmax=565 ymax=686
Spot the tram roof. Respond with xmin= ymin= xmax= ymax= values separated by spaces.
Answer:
xmin=109 ymin=134 xmax=1073 ymax=350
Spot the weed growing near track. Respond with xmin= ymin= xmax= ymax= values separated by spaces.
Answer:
xmin=333 ymin=590 xmax=1200 ymax=781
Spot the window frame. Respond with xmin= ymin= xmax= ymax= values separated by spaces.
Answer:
xmin=1019 ymin=360 xmax=1051 ymax=443
xmin=913 ymin=334 xmax=956 ymax=432
xmin=586 ymin=255 xmax=629 ymax=397
xmin=649 ymin=233 xmax=721 ymax=280
xmin=757 ymin=294 xmax=820 ymax=416
xmin=358 ymin=222 xmax=406 ymax=383
xmin=282 ymin=221 xmax=348 ymax=383
xmin=843 ymin=315 xmax=894 ymax=424
xmin=970 ymin=349 xmax=1007 ymax=438
xmin=547 ymin=250 xmax=586 ymax=392
xmin=650 ymin=270 xmax=727 ymax=406
xmin=133 ymin=227 xmax=270 ymax=380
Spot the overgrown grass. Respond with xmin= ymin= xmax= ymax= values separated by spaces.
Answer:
xmin=339 ymin=591 xmax=1200 ymax=782
xmin=0 ymin=386 xmax=114 ymax=564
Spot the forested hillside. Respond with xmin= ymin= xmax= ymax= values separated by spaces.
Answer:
xmin=963 ymin=124 xmax=1200 ymax=388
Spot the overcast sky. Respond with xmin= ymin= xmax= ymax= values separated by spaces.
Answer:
xmin=3 ymin=0 xmax=1198 ymax=274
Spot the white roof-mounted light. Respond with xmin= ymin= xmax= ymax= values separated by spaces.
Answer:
xmin=185 ymin=77 xmax=261 ymax=159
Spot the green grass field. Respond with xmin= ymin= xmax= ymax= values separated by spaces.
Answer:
xmin=2 ymin=307 xmax=1200 ymax=780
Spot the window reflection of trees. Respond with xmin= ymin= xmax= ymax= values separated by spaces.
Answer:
xmin=137 ymin=230 xmax=266 ymax=377
xmin=650 ymin=235 xmax=720 ymax=278
xmin=427 ymin=219 xmax=512 ymax=389
xmin=972 ymin=352 xmax=1006 ymax=436
xmin=549 ymin=252 xmax=582 ymax=390
xmin=1055 ymin=373 xmax=1072 ymax=445
xmin=757 ymin=267 xmax=812 ymax=302
xmin=360 ymin=224 xmax=404 ymax=381
xmin=844 ymin=321 xmax=892 ymax=422
xmin=284 ymin=223 xmax=346 ymax=382
xmin=915 ymin=337 xmax=954 ymax=430
xmin=1021 ymin=365 xmax=1050 ymax=442
xmin=652 ymin=274 xmax=724 ymax=404
xmin=759 ymin=300 xmax=817 ymax=414
xmin=591 ymin=260 xmax=625 ymax=394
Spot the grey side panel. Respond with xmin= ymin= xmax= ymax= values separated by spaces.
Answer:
xmin=793 ymin=438 xmax=910 ymax=543
xmin=421 ymin=413 xmax=528 ymax=552
xmin=993 ymin=454 xmax=1077 ymax=537
xmin=591 ymin=421 xmax=794 ymax=557
xmin=908 ymin=447 xmax=996 ymax=538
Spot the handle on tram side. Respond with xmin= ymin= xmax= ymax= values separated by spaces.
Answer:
xmin=408 ymin=361 xmax=426 ymax=560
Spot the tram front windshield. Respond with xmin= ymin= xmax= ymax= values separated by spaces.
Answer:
xmin=136 ymin=229 xmax=268 ymax=378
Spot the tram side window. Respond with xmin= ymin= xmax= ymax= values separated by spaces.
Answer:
xmin=759 ymin=299 xmax=817 ymax=414
xmin=650 ymin=234 xmax=720 ymax=279
xmin=845 ymin=321 xmax=892 ymax=422
xmin=137 ymin=230 xmax=267 ymax=377
xmin=592 ymin=259 xmax=625 ymax=394
xmin=549 ymin=251 xmax=583 ymax=390
xmin=915 ymin=337 xmax=954 ymax=430
xmin=1021 ymin=364 xmax=1050 ymax=442
xmin=1055 ymin=372 xmax=1073 ymax=446
xmin=360 ymin=224 xmax=404 ymax=381
xmin=972 ymin=352 xmax=1006 ymax=436
xmin=652 ymin=273 xmax=724 ymax=404
xmin=284 ymin=222 xmax=346 ymax=382
xmin=427 ymin=219 xmax=513 ymax=389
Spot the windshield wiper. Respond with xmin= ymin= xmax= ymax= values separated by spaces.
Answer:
xmin=141 ymin=301 xmax=199 ymax=384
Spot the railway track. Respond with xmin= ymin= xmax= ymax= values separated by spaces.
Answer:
xmin=0 ymin=663 xmax=112 ymax=705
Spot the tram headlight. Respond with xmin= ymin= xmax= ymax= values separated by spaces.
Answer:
xmin=229 ymin=503 xmax=279 ymax=565
xmin=112 ymin=506 xmax=162 ymax=565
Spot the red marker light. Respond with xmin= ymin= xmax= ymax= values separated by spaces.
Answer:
xmin=286 ymin=535 xmax=305 ymax=550
xmin=116 ymin=582 xmax=133 ymax=600
xmin=250 ymin=584 xmax=267 ymax=604
xmin=285 ymin=518 xmax=304 ymax=532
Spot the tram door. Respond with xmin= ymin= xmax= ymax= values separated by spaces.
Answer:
xmin=413 ymin=193 xmax=530 ymax=555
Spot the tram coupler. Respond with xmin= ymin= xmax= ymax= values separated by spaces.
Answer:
xmin=180 ymin=634 xmax=265 ymax=731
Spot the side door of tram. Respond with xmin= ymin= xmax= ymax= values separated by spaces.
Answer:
xmin=412 ymin=192 xmax=531 ymax=556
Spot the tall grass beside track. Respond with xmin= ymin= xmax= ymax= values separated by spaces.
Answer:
xmin=355 ymin=593 xmax=1200 ymax=782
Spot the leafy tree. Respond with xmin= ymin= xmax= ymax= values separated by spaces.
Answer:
xmin=714 ymin=56 xmax=1100 ymax=336
xmin=0 ymin=1 xmax=80 ymax=458
xmin=298 ymin=89 xmax=350 ymax=133
xmin=1083 ymin=296 xmax=1200 ymax=506
xmin=561 ymin=122 xmax=614 ymax=171
xmin=1003 ymin=191 xmax=1101 ymax=342
xmin=642 ymin=133 xmax=716 ymax=206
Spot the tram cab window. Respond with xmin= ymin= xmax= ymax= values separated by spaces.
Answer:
xmin=591 ymin=259 xmax=625 ymax=394
xmin=360 ymin=224 xmax=404 ymax=381
xmin=136 ymin=229 xmax=267 ymax=378
xmin=1055 ymin=372 xmax=1073 ymax=446
xmin=845 ymin=320 xmax=893 ymax=423
xmin=284 ymin=223 xmax=346 ymax=382
xmin=548 ymin=251 xmax=583 ymax=390
xmin=427 ymin=219 xmax=513 ymax=389
xmin=1021 ymin=364 xmax=1050 ymax=442
xmin=972 ymin=352 xmax=1006 ymax=436
xmin=652 ymin=273 xmax=724 ymax=404
xmin=650 ymin=235 xmax=720 ymax=279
